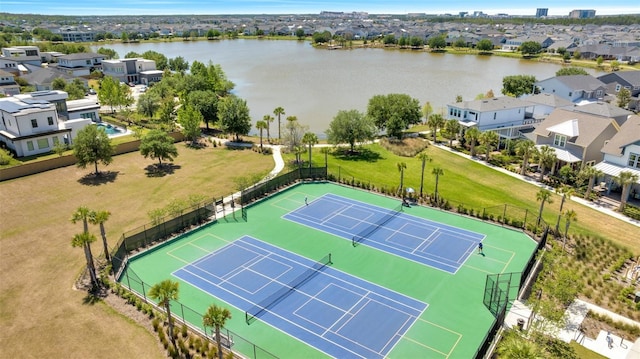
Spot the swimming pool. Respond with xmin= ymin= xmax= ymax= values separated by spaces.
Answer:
xmin=96 ymin=122 xmax=126 ymax=136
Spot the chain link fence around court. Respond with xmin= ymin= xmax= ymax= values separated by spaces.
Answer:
xmin=119 ymin=267 xmax=279 ymax=359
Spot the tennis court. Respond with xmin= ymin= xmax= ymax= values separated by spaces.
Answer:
xmin=122 ymin=182 xmax=538 ymax=358
xmin=284 ymin=193 xmax=484 ymax=273
xmin=174 ymin=236 xmax=427 ymax=359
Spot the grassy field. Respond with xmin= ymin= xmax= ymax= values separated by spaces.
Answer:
xmin=0 ymin=143 xmax=273 ymax=358
xmin=292 ymin=143 xmax=640 ymax=253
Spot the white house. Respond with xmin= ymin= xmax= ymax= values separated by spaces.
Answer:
xmin=595 ymin=115 xmax=640 ymax=200
xmin=102 ymin=58 xmax=160 ymax=85
xmin=56 ymin=52 xmax=105 ymax=77
xmin=535 ymin=75 xmax=607 ymax=104
xmin=445 ymin=96 xmax=539 ymax=139
xmin=0 ymin=69 xmax=20 ymax=96
xmin=0 ymin=95 xmax=71 ymax=157
xmin=0 ymin=46 xmax=42 ymax=66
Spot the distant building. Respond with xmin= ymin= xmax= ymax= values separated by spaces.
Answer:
xmin=536 ymin=8 xmax=548 ymax=18
xmin=569 ymin=9 xmax=596 ymax=19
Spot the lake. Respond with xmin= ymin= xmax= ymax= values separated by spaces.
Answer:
xmin=95 ymin=40 xmax=587 ymax=137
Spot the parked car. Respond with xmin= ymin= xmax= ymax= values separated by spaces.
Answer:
xmin=139 ymin=86 xmax=148 ymax=93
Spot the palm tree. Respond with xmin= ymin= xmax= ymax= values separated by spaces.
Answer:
xmin=536 ymin=188 xmax=553 ymax=227
xmin=478 ymin=131 xmax=499 ymax=162
xmin=444 ymin=119 xmax=461 ymax=147
xmin=516 ymin=140 xmax=537 ymax=176
xmin=397 ymin=162 xmax=407 ymax=197
xmin=255 ymin=120 xmax=268 ymax=151
xmin=263 ymin=114 xmax=274 ymax=143
xmin=273 ymin=107 xmax=285 ymax=141
xmin=89 ymin=210 xmax=112 ymax=263
xmin=71 ymin=206 xmax=93 ymax=234
xmin=203 ymin=304 xmax=233 ymax=359
xmin=286 ymin=115 xmax=298 ymax=142
xmin=579 ymin=165 xmax=603 ymax=200
xmin=416 ymin=151 xmax=432 ymax=198
xmin=615 ymin=171 xmax=640 ymax=211
xmin=554 ymin=185 xmax=575 ymax=232
xmin=427 ymin=113 xmax=445 ymax=143
xmin=432 ymin=167 xmax=444 ymax=203
xmin=71 ymin=232 xmax=99 ymax=289
xmin=301 ymin=132 xmax=318 ymax=168
xmin=563 ymin=209 xmax=577 ymax=250
xmin=148 ymin=279 xmax=180 ymax=345
xmin=537 ymin=145 xmax=557 ymax=182
xmin=464 ymin=127 xmax=480 ymax=157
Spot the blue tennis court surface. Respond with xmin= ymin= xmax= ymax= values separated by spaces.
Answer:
xmin=173 ymin=236 xmax=427 ymax=359
xmin=283 ymin=193 xmax=485 ymax=273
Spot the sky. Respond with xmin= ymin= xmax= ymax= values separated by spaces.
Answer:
xmin=1 ymin=1 xmax=638 ymax=17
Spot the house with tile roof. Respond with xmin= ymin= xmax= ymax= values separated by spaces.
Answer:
xmin=594 ymin=115 xmax=640 ymax=200
xmin=533 ymin=108 xmax=621 ymax=172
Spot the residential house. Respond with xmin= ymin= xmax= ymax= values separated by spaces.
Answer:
xmin=0 ymin=69 xmax=20 ymax=96
xmin=535 ymin=75 xmax=607 ymax=104
xmin=501 ymin=36 xmax=553 ymax=51
xmin=0 ymin=57 xmax=23 ymax=76
xmin=0 ymin=46 xmax=42 ymax=66
xmin=102 ymin=58 xmax=160 ymax=85
xmin=445 ymin=96 xmax=539 ymax=140
xmin=56 ymin=52 xmax=105 ymax=77
xmin=597 ymin=70 xmax=640 ymax=111
xmin=0 ymin=92 xmax=73 ymax=157
xmin=522 ymin=93 xmax=573 ymax=118
xmin=594 ymin=115 xmax=640 ymax=199
xmin=67 ymin=98 xmax=101 ymax=124
xmin=533 ymin=108 xmax=621 ymax=171
xmin=568 ymin=102 xmax=634 ymax=125
xmin=21 ymin=64 xmax=84 ymax=91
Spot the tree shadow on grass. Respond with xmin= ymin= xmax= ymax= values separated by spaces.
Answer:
xmin=145 ymin=163 xmax=181 ymax=177
xmin=82 ymin=292 xmax=103 ymax=305
xmin=332 ymin=148 xmax=382 ymax=162
xmin=77 ymin=171 xmax=119 ymax=186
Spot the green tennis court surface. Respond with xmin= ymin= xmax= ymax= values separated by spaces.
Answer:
xmin=122 ymin=182 xmax=538 ymax=358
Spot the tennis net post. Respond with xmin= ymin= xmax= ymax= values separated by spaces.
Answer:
xmin=245 ymin=253 xmax=332 ymax=325
xmin=352 ymin=204 xmax=403 ymax=247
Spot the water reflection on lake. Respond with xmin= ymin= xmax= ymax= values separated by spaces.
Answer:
xmin=97 ymin=40 xmax=589 ymax=137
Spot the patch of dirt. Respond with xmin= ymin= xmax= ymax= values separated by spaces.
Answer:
xmin=580 ymin=313 xmax=637 ymax=343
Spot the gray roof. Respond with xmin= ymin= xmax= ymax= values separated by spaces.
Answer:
xmin=22 ymin=64 xmax=75 ymax=85
xmin=448 ymin=96 xmax=532 ymax=111
xmin=568 ymin=102 xmax=633 ymax=124
xmin=58 ymin=52 xmax=104 ymax=60
xmin=524 ymin=93 xmax=573 ymax=108
xmin=598 ymin=70 xmax=640 ymax=86
xmin=549 ymin=75 xmax=606 ymax=91
xmin=533 ymin=108 xmax=617 ymax=148
xmin=601 ymin=115 xmax=640 ymax=156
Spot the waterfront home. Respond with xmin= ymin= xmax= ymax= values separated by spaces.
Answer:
xmin=598 ymin=70 xmax=640 ymax=111
xmin=535 ymin=75 xmax=607 ymax=104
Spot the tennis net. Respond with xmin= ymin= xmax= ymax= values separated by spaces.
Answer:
xmin=352 ymin=204 xmax=403 ymax=247
xmin=245 ymin=253 xmax=332 ymax=325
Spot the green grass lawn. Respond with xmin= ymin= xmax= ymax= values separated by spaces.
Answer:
xmin=285 ymin=143 xmax=640 ymax=253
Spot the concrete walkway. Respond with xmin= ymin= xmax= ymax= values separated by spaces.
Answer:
xmin=433 ymin=144 xmax=640 ymax=228
xmin=504 ymin=299 xmax=640 ymax=359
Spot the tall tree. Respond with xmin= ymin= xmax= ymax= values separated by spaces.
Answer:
xmin=71 ymin=232 xmax=100 ymax=290
xmin=427 ymin=35 xmax=446 ymax=50
xmin=219 ymin=96 xmax=252 ymax=142
xmin=137 ymin=92 xmax=160 ymax=119
xmin=502 ymin=75 xmax=537 ymax=97
xmin=579 ymin=166 xmax=603 ymax=200
xmin=148 ymin=280 xmax=180 ymax=345
xmin=185 ymin=90 xmax=218 ymax=129
xmin=263 ymin=115 xmax=274 ymax=143
xmin=617 ymin=88 xmax=631 ymax=109
xmin=478 ymin=131 xmax=499 ymax=162
xmin=301 ymin=132 xmax=318 ymax=168
xmin=464 ymin=127 xmax=481 ymax=157
xmin=73 ymin=125 xmax=114 ymax=176
xmin=422 ymin=101 xmax=433 ymax=124
xmin=139 ymin=129 xmax=179 ymax=167
xmin=563 ymin=209 xmax=577 ymax=250
xmin=432 ymin=167 xmax=444 ymax=203
xmin=367 ymin=94 xmax=421 ymax=139
xmin=202 ymin=304 xmax=232 ymax=359
xmin=255 ymin=120 xmax=268 ymax=151
xmin=443 ymin=119 xmax=461 ymax=147
xmin=326 ymin=109 xmax=376 ymax=153
xmin=273 ymin=107 xmax=285 ymax=141
xmin=537 ymin=145 xmax=557 ymax=182
xmin=286 ymin=116 xmax=298 ymax=145
xmin=536 ymin=188 xmax=553 ymax=227
xmin=519 ymin=41 xmax=542 ymax=56
xmin=397 ymin=162 xmax=407 ymax=197
xmin=615 ymin=171 xmax=639 ymax=211
xmin=556 ymin=67 xmax=588 ymax=76
xmin=555 ymin=185 xmax=575 ymax=233
xmin=516 ymin=140 xmax=538 ymax=176
xmin=71 ymin=206 xmax=93 ymax=234
xmin=89 ymin=210 xmax=111 ymax=263
xmin=98 ymin=75 xmax=120 ymax=113
xmin=427 ymin=113 xmax=445 ymax=143
xmin=476 ymin=39 xmax=493 ymax=53
xmin=177 ymin=104 xmax=203 ymax=146
xmin=416 ymin=151 xmax=432 ymax=198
